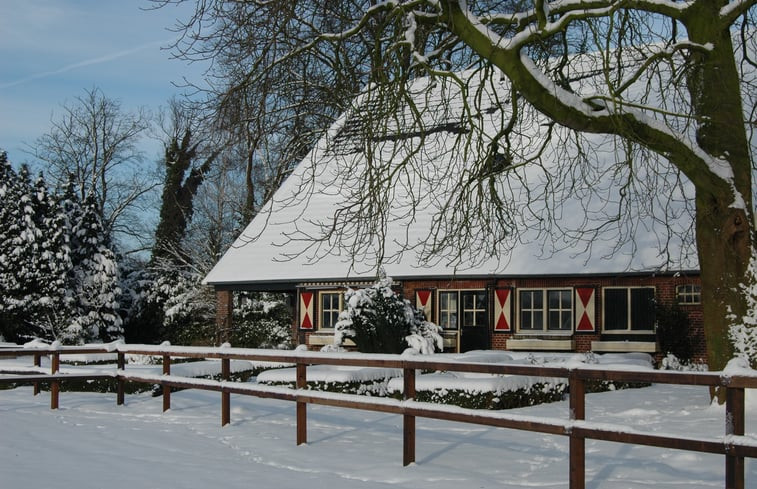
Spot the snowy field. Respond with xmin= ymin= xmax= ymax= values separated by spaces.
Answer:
xmin=2 ymin=379 xmax=757 ymax=488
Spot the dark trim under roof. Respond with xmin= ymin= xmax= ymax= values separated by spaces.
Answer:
xmin=208 ymin=269 xmax=701 ymax=291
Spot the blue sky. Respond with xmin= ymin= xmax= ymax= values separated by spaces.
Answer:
xmin=0 ymin=0 xmax=205 ymax=166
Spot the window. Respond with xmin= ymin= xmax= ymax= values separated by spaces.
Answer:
xmin=603 ymin=287 xmax=655 ymax=332
xmin=320 ymin=292 xmax=343 ymax=329
xmin=518 ymin=289 xmax=572 ymax=332
xmin=462 ymin=291 xmax=488 ymax=327
xmin=438 ymin=290 xmax=488 ymax=329
xmin=439 ymin=291 xmax=458 ymax=329
xmin=677 ymin=284 xmax=701 ymax=305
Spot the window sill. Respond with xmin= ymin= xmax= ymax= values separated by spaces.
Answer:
xmin=441 ymin=331 xmax=458 ymax=349
xmin=591 ymin=340 xmax=657 ymax=353
xmin=507 ymin=338 xmax=575 ymax=351
xmin=307 ymin=334 xmax=355 ymax=347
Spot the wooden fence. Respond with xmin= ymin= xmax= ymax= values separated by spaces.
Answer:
xmin=1 ymin=344 xmax=757 ymax=489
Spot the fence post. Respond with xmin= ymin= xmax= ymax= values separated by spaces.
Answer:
xmin=50 ymin=351 xmax=60 ymax=410
xmin=33 ymin=353 xmax=41 ymax=396
xmin=162 ymin=354 xmax=171 ymax=412
xmin=569 ymin=371 xmax=585 ymax=489
xmin=221 ymin=358 xmax=231 ymax=426
xmin=726 ymin=386 xmax=745 ymax=489
xmin=117 ymin=352 xmax=125 ymax=406
xmin=403 ymin=367 xmax=416 ymax=466
xmin=296 ymin=362 xmax=307 ymax=445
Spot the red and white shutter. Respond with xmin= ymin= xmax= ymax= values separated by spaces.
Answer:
xmin=415 ymin=289 xmax=433 ymax=321
xmin=299 ymin=291 xmax=314 ymax=330
xmin=575 ymin=287 xmax=596 ymax=332
xmin=493 ymin=288 xmax=512 ymax=332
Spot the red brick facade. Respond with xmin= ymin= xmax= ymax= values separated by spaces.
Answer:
xmin=283 ymin=271 xmax=705 ymax=361
xmin=215 ymin=290 xmax=234 ymax=344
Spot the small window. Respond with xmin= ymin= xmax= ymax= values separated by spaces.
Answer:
xmin=439 ymin=291 xmax=459 ymax=329
xmin=462 ymin=291 xmax=488 ymax=327
xmin=518 ymin=289 xmax=572 ymax=333
xmin=603 ymin=287 xmax=655 ymax=332
xmin=677 ymin=284 xmax=701 ymax=305
xmin=320 ymin=292 xmax=343 ymax=329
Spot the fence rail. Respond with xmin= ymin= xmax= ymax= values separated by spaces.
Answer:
xmin=1 ymin=344 xmax=756 ymax=489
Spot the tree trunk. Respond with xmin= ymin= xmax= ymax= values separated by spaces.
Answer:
xmin=696 ymin=195 xmax=752 ymax=372
xmin=686 ymin=6 xmax=755 ymax=378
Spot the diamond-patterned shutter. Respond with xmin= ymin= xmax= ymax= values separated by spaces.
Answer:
xmin=575 ymin=287 xmax=596 ymax=332
xmin=415 ymin=289 xmax=433 ymax=322
xmin=299 ymin=291 xmax=314 ymax=330
xmin=493 ymin=288 xmax=512 ymax=332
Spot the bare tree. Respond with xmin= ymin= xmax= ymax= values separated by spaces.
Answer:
xmin=30 ymin=87 xmax=155 ymax=247
xmin=160 ymin=1 xmax=757 ymax=375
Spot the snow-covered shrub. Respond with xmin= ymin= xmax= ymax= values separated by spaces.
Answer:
xmin=334 ymin=277 xmax=442 ymax=354
xmin=231 ymin=292 xmax=292 ymax=349
xmin=121 ymin=263 xmax=215 ymax=345
xmin=659 ymin=353 xmax=708 ymax=372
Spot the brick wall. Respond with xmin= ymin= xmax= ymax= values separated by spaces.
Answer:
xmin=401 ymin=272 xmax=705 ymax=360
xmin=215 ymin=289 xmax=234 ymax=344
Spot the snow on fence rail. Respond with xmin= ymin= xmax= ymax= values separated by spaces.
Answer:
xmin=1 ymin=344 xmax=756 ymax=489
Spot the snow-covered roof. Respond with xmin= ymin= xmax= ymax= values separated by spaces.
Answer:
xmin=204 ymin=67 xmax=698 ymax=288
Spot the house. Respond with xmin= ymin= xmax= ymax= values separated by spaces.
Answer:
xmin=204 ymin=68 xmax=705 ymax=360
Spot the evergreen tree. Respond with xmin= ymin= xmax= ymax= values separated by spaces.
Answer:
xmin=65 ymin=192 xmax=123 ymax=342
xmin=0 ymin=151 xmax=122 ymax=344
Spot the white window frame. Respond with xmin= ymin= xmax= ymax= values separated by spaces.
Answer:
xmin=438 ymin=290 xmax=459 ymax=330
xmin=517 ymin=288 xmax=573 ymax=335
xmin=319 ymin=291 xmax=343 ymax=330
xmin=437 ymin=289 xmax=488 ymax=330
xmin=676 ymin=284 xmax=701 ymax=305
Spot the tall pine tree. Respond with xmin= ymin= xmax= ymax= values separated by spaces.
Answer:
xmin=0 ymin=151 xmax=122 ymax=344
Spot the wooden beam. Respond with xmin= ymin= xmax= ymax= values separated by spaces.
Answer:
xmin=296 ymin=362 xmax=307 ymax=445
xmin=569 ymin=372 xmax=586 ymax=489
xmin=162 ymin=355 xmax=171 ymax=412
xmin=117 ymin=352 xmax=125 ymax=406
xmin=50 ymin=352 xmax=60 ymax=410
xmin=403 ymin=367 xmax=416 ymax=466
xmin=221 ymin=358 xmax=230 ymax=426
xmin=726 ymin=387 xmax=745 ymax=489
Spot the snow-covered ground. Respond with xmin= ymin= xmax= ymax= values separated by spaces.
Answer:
xmin=2 ymin=362 xmax=757 ymax=488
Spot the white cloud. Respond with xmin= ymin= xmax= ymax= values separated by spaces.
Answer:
xmin=0 ymin=39 xmax=171 ymax=90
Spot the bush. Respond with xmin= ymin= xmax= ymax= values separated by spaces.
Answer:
xmin=656 ymin=302 xmax=694 ymax=363
xmin=231 ymin=292 xmax=293 ymax=349
xmin=334 ymin=277 xmax=442 ymax=354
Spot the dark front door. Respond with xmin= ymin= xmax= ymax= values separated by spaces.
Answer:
xmin=459 ymin=291 xmax=490 ymax=352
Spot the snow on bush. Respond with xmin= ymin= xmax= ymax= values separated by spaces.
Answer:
xmin=334 ymin=277 xmax=442 ymax=354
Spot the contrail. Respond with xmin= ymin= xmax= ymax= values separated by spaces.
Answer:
xmin=0 ymin=39 xmax=170 ymax=89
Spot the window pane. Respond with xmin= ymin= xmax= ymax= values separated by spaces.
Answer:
xmin=548 ymin=311 xmax=559 ymax=330
xmin=631 ymin=288 xmax=655 ymax=330
xmin=521 ymin=291 xmax=532 ymax=309
xmin=533 ymin=311 xmax=543 ymax=329
xmin=476 ymin=310 xmax=487 ymax=326
xmin=548 ymin=291 xmax=560 ymax=308
xmin=533 ymin=291 xmax=543 ymax=309
xmin=476 ymin=292 xmax=487 ymax=309
xmin=522 ymin=311 xmax=533 ymax=330
xmin=604 ymin=289 xmax=628 ymax=330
